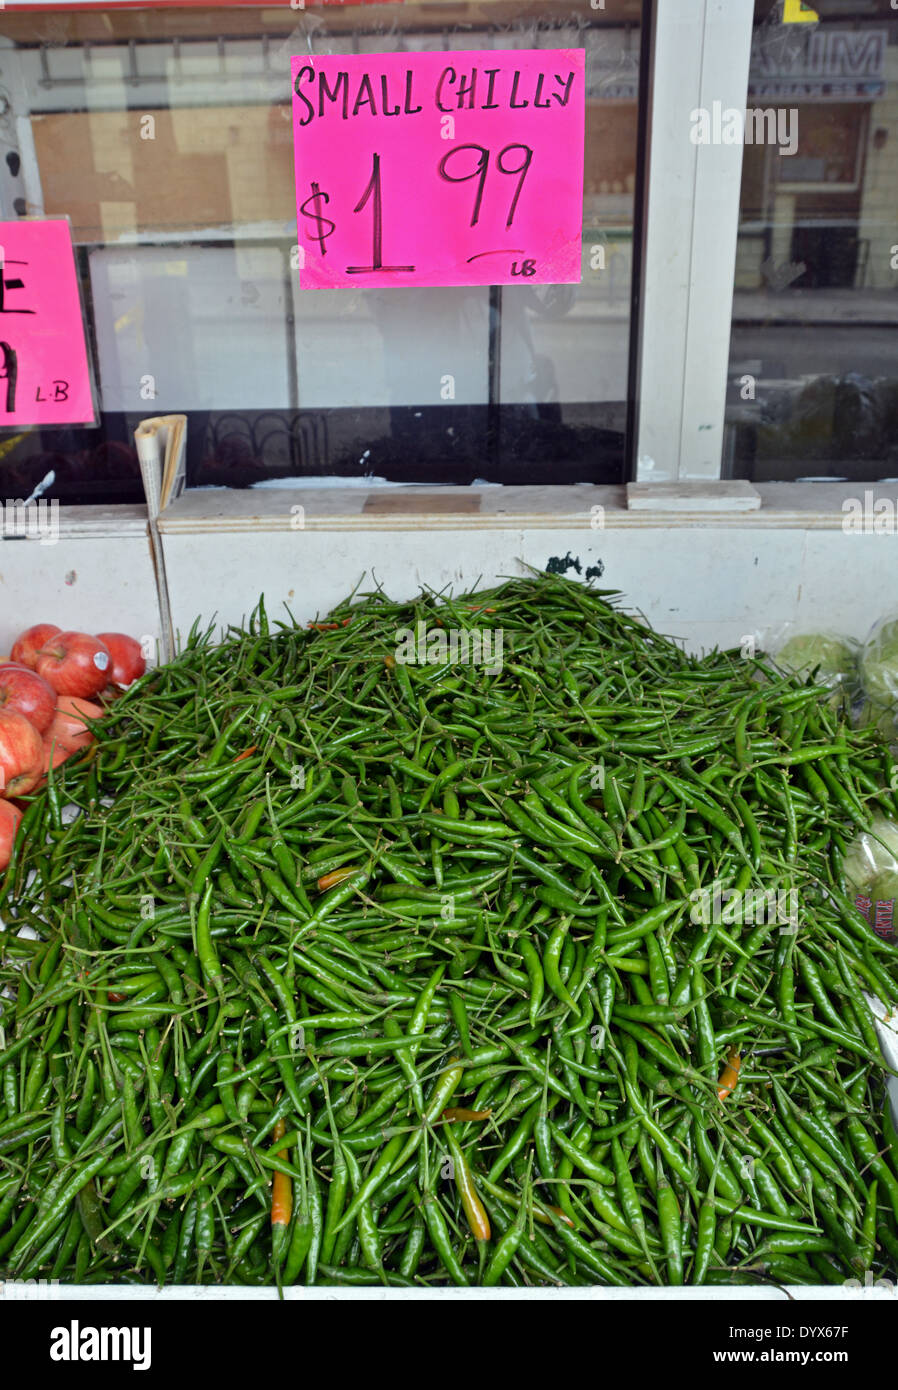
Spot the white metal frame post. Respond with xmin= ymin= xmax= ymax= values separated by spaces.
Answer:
xmin=636 ymin=0 xmax=754 ymax=482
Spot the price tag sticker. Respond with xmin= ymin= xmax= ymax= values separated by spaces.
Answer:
xmin=291 ymin=49 xmax=585 ymax=290
xmin=0 ymin=219 xmax=95 ymax=429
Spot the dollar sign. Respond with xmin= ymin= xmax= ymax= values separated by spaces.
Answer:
xmin=300 ymin=181 xmax=335 ymax=256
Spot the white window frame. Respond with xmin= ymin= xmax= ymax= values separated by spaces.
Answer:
xmin=636 ymin=0 xmax=755 ymax=484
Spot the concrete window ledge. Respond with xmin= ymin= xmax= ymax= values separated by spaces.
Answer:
xmin=2 ymin=504 xmax=151 ymax=541
xmin=150 ymin=483 xmax=898 ymax=535
xmin=20 ymin=488 xmax=896 ymax=541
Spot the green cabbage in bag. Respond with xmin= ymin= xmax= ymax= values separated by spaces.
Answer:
xmin=870 ymin=868 xmax=898 ymax=903
xmin=855 ymin=699 xmax=898 ymax=746
xmin=842 ymin=816 xmax=898 ymax=889
xmin=860 ymin=618 xmax=898 ymax=708
xmin=776 ymin=632 xmax=858 ymax=689
xmin=774 ymin=632 xmax=858 ymax=714
xmin=842 ymin=817 xmax=898 ymax=941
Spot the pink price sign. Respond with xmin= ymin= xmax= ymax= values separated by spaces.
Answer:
xmin=291 ymin=49 xmax=585 ymax=290
xmin=0 ymin=219 xmax=95 ymax=428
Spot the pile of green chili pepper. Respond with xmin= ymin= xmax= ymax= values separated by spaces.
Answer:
xmin=1 ymin=571 xmax=897 ymax=1289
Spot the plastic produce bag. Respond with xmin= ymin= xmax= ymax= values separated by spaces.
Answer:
xmin=767 ymin=627 xmax=859 ymax=711
xmin=842 ymin=815 xmax=898 ymax=941
xmin=854 ymin=697 xmax=898 ymax=749
xmin=860 ymin=616 xmax=898 ymax=710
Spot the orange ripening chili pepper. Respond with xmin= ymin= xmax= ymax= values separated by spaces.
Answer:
xmin=446 ymin=1131 xmax=490 ymax=1242
xmin=383 ymin=654 xmax=395 ymax=669
xmin=270 ymin=1116 xmax=293 ymax=1232
xmin=317 ymin=867 xmax=360 ymax=892
xmin=232 ymin=745 xmax=258 ymax=763
xmin=717 ymin=1048 xmax=742 ymax=1102
xmin=307 ymin=621 xmax=341 ymax=631
xmin=506 ymin=1200 xmax=573 ymax=1230
xmin=442 ymin=1108 xmax=492 ymax=1123
xmin=546 ymin=1205 xmax=575 ymax=1228
xmin=107 ymin=992 xmax=127 ymax=1004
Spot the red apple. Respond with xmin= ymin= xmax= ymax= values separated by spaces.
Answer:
xmin=0 ymin=709 xmax=43 ymax=797
xmin=0 ymin=663 xmax=57 ymax=734
xmin=96 ymin=632 xmax=146 ymax=688
xmin=49 ymin=696 xmax=103 ymax=753
xmin=0 ymin=800 xmax=22 ymax=870
xmin=10 ymin=623 xmax=62 ymax=671
xmin=35 ymin=632 xmax=111 ymax=698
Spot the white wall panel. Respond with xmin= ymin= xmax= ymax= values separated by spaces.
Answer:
xmin=161 ymin=523 xmax=896 ymax=658
xmin=638 ymin=0 xmax=754 ymax=480
xmin=0 ymin=505 xmax=890 ymax=683
xmin=0 ymin=531 xmax=162 ymax=656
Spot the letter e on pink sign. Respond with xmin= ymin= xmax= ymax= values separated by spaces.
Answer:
xmin=0 ymin=219 xmax=94 ymax=427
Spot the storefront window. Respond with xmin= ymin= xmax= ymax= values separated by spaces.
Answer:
xmin=0 ymin=1 xmax=647 ymax=505
xmin=725 ymin=0 xmax=898 ymax=483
